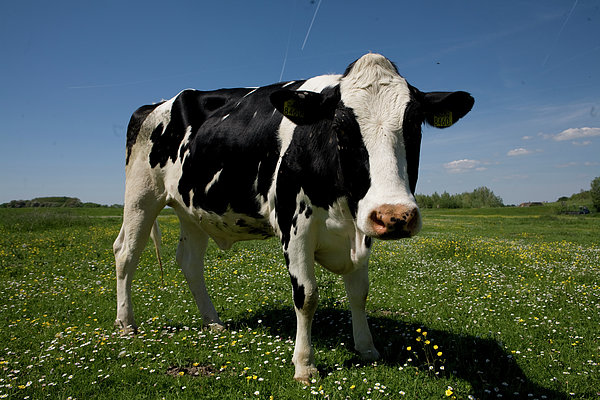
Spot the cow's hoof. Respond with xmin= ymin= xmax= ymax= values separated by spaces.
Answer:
xmin=114 ymin=319 xmax=138 ymax=335
xmin=207 ymin=322 xmax=226 ymax=332
xmin=294 ymin=365 xmax=318 ymax=385
xmin=358 ymin=348 xmax=381 ymax=362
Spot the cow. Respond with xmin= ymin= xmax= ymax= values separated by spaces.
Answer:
xmin=113 ymin=53 xmax=474 ymax=383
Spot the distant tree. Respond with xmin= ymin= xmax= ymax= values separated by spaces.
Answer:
xmin=569 ymin=189 xmax=591 ymax=202
xmin=591 ymin=177 xmax=600 ymax=212
xmin=468 ymin=186 xmax=504 ymax=208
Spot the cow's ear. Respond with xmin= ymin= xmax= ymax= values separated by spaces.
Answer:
xmin=423 ymin=91 xmax=474 ymax=129
xmin=270 ymin=90 xmax=327 ymax=125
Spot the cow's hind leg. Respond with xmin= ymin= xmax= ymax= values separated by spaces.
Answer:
xmin=343 ymin=263 xmax=380 ymax=361
xmin=114 ymin=204 xmax=162 ymax=334
xmin=176 ymin=218 xmax=224 ymax=330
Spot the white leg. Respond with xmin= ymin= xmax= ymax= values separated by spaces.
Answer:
xmin=343 ymin=263 xmax=380 ymax=360
xmin=114 ymin=205 xmax=160 ymax=334
xmin=286 ymin=241 xmax=319 ymax=384
xmin=176 ymin=218 xmax=223 ymax=330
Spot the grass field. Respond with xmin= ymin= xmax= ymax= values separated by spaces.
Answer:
xmin=0 ymin=207 xmax=599 ymax=399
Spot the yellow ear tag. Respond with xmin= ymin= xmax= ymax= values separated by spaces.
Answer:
xmin=283 ymin=99 xmax=304 ymax=119
xmin=433 ymin=111 xmax=453 ymax=127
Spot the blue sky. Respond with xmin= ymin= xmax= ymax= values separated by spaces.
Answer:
xmin=1 ymin=0 xmax=599 ymax=206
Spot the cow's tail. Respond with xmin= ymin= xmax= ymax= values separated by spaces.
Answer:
xmin=150 ymin=219 xmax=165 ymax=287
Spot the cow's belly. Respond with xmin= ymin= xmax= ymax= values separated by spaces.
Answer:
xmin=197 ymin=210 xmax=274 ymax=249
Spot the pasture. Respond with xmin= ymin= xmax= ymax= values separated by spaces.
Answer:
xmin=0 ymin=207 xmax=598 ymax=399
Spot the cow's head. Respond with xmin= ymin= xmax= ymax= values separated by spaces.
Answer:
xmin=271 ymin=53 xmax=474 ymax=240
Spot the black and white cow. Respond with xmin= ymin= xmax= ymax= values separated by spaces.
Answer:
xmin=114 ymin=53 xmax=474 ymax=383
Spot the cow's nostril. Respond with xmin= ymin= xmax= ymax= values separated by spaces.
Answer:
xmin=369 ymin=211 xmax=387 ymax=234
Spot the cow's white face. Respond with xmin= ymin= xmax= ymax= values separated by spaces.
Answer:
xmin=270 ymin=53 xmax=474 ymax=241
xmin=340 ymin=54 xmax=421 ymax=239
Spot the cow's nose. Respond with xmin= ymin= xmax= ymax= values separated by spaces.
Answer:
xmin=369 ymin=205 xmax=420 ymax=239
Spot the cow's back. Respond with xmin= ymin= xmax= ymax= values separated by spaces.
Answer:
xmin=123 ymin=82 xmax=306 ymax=245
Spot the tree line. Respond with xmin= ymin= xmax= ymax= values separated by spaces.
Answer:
xmin=0 ymin=197 xmax=122 ymax=208
xmin=415 ymin=186 xmax=504 ymax=209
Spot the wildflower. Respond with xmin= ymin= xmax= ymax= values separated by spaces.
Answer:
xmin=406 ymin=346 xmax=412 ymax=351
xmin=437 ymin=352 xmax=443 ymax=357
xmin=446 ymin=388 xmax=454 ymax=396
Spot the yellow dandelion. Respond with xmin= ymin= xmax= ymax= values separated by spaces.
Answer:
xmin=406 ymin=346 xmax=412 ymax=351
xmin=445 ymin=388 xmax=453 ymax=396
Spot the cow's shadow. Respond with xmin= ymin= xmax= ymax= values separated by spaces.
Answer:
xmin=230 ymin=305 xmax=569 ymax=400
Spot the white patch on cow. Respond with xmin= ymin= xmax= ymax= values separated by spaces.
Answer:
xmin=252 ymin=162 xmax=261 ymax=192
xmin=243 ymin=88 xmax=259 ymax=98
xmin=178 ymin=125 xmax=193 ymax=163
xmin=309 ymin=197 xmax=370 ymax=275
xmin=339 ymin=53 xmax=419 ymax=236
xmin=204 ymin=169 xmax=223 ymax=194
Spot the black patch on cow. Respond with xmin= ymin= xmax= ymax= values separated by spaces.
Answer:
xmin=289 ymin=273 xmax=305 ymax=310
xmin=283 ymin=251 xmax=290 ymax=267
xmin=364 ymin=236 xmax=372 ymax=248
xmin=276 ymin=86 xmax=370 ymax=249
xmin=234 ymin=218 xmax=269 ymax=237
xmin=176 ymin=82 xmax=306 ymax=216
xmin=149 ymin=90 xmax=207 ymax=168
xmin=298 ymin=201 xmax=306 ymax=215
xmin=304 ymin=205 xmax=312 ymax=219
xmin=126 ymin=102 xmax=163 ymax=165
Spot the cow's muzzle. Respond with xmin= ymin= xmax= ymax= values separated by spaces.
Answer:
xmin=369 ymin=204 xmax=420 ymax=239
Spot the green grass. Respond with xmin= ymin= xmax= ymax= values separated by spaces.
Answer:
xmin=1 ymin=207 xmax=599 ymax=399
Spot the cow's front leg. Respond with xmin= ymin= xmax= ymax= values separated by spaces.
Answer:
xmin=343 ymin=263 xmax=380 ymax=361
xmin=286 ymin=243 xmax=319 ymax=384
